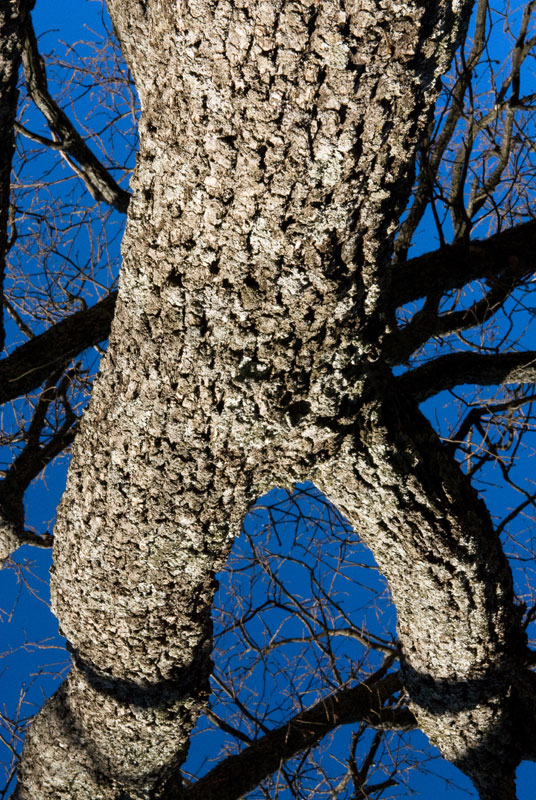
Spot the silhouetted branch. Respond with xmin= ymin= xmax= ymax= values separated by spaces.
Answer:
xmin=0 ymin=0 xmax=36 ymax=351
xmin=0 ymin=291 xmax=116 ymax=404
xmin=398 ymin=351 xmax=536 ymax=402
xmin=386 ymin=265 xmax=529 ymax=364
xmin=173 ymin=669 xmax=414 ymax=800
xmin=0 ymin=369 xmax=78 ymax=541
xmin=394 ymin=0 xmax=490 ymax=261
xmin=21 ymin=17 xmax=131 ymax=214
xmin=387 ymin=219 xmax=536 ymax=310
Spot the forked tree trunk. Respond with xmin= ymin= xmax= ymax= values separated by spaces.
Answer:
xmin=15 ymin=2 xmax=533 ymax=799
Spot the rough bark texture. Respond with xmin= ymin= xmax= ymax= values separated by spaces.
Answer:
xmin=16 ymin=2 xmax=533 ymax=799
xmin=0 ymin=511 xmax=21 ymax=561
xmin=315 ymin=370 xmax=528 ymax=799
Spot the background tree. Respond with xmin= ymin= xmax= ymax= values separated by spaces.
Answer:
xmin=1 ymin=1 xmax=536 ymax=799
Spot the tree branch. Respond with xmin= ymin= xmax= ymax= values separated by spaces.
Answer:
xmin=0 ymin=369 xmax=78 ymax=541
xmin=21 ymin=17 xmax=131 ymax=214
xmin=394 ymin=0 xmax=490 ymax=261
xmin=445 ymin=392 xmax=536 ymax=456
xmin=385 ymin=266 xmax=527 ymax=364
xmin=172 ymin=670 xmax=415 ymax=800
xmin=387 ymin=219 xmax=536 ymax=309
xmin=0 ymin=291 xmax=116 ymax=404
xmin=7 ymin=372 xmax=78 ymax=488
xmin=0 ymin=0 xmax=35 ymax=351
xmin=397 ymin=351 xmax=536 ymax=402
xmin=0 ymin=513 xmax=53 ymax=563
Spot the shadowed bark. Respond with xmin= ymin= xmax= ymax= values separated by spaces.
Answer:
xmin=316 ymin=367 xmax=528 ymax=800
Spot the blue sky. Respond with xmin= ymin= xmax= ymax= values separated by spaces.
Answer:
xmin=1 ymin=1 xmax=536 ymax=797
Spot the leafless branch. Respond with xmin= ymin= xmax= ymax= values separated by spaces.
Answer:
xmin=397 ymin=351 xmax=536 ymax=402
xmin=175 ymin=668 xmax=413 ymax=800
xmin=21 ymin=18 xmax=131 ymax=214
xmin=0 ymin=291 xmax=116 ymax=404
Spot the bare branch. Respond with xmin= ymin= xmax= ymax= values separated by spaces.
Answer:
xmin=0 ymin=0 xmax=35 ymax=351
xmin=386 ymin=266 xmax=529 ymax=364
xmin=394 ymin=0 xmax=490 ymax=261
xmin=387 ymin=218 xmax=536 ymax=309
xmin=0 ymin=509 xmax=52 ymax=563
xmin=0 ymin=291 xmax=116 ymax=404
xmin=21 ymin=17 xmax=131 ymax=214
xmin=397 ymin=350 xmax=536 ymax=402
xmin=174 ymin=670 xmax=414 ymax=800
xmin=3 ymin=297 xmax=34 ymax=340
xmin=0 ymin=369 xmax=78 ymax=543
xmin=445 ymin=392 xmax=536 ymax=456
xmin=204 ymin=708 xmax=253 ymax=746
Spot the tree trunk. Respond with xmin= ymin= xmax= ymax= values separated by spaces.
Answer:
xmin=316 ymin=368 xmax=529 ymax=799
xmin=16 ymin=2 xmax=530 ymax=799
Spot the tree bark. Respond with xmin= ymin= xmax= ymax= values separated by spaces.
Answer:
xmin=315 ymin=367 xmax=529 ymax=799
xmin=16 ymin=3 xmax=532 ymax=800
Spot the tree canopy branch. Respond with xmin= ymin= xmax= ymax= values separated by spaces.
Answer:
xmin=394 ymin=0 xmax=490 ymax=261
xmin=0 ymin=291 xmax=116 ymax=404
xmin=388 ymin=219 xmax=536 ymax=309
xmin=0 ymin=369 xmax=78 ymax=555
xmin=173 ymin=670 xmax=414 ymax=800
xmin=21 ymin=17 xmax=131 ymax=214
xmin=385 ymin=267 xmax=527 ymax=364
xmin=0 ymin=512 xmax=52 ymax=563
xmin=397 ymin=351 xmax=536 ymax=402
xmin=0 ymin=0 xmax=35 ymax=351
